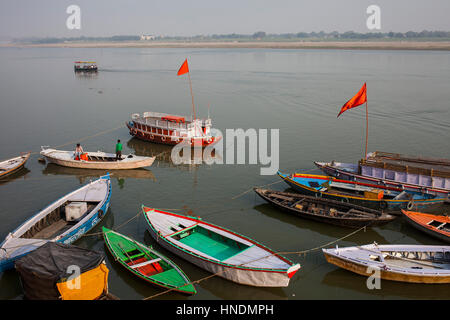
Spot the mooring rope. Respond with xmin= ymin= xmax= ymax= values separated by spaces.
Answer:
xmin=142 ymin=223 xmax=369 ymax=300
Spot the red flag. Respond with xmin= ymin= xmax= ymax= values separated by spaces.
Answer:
xmin=337 ymin=83 xmax=367 ymax=117
xmin=177 ymin=59 xmax=189 ymax=76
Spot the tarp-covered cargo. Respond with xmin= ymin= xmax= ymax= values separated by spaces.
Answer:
xmin=15 ymin=242 xmax=108 ymax=300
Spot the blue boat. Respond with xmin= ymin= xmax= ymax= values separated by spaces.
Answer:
xmin=0 ymin=174 xmax=111 ymax=272
xmin=277 ymin=171 xmax=445 ymax=212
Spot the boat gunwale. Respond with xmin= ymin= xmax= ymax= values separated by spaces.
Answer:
xmin=279 ymin=172 xmax=445 ymax=205
xmin=314 ymin=161 xmax=450 ymax=195
xmin=102 ymin=227 xmax=196 ymax=294
xmin=142 ymin=206 xmax=299 ymax=274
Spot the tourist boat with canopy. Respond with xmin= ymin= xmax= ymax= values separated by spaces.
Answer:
xmin=315 ymin=151 xmax=450 ymax=197
xmin=142 ymin=206 xmax=300 ymax=287
xmin=254 ymin=188 xmax=395 ymax=228
xmin=0 ymin=152 xmax=31 ymax=179
xmin=0 ymin=174 xmax=111 ymax=272
xmin=102 ymin=227 xmax=196 ymax=294
xmin=277 ymin=171 xmax=446 ymax=212
xmin=401 ymin=210 xmax=450 ymax=243
xmin=40 ymin=147 xmax=155 ymax=170
xmin=74 ymin=61 xmax=98 ymax=72
xmin=323 ymin=243 xmax=450 ymax=283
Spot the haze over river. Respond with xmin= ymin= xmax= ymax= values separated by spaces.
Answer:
xmin=0 ymin=47 xmax=449 ymax=299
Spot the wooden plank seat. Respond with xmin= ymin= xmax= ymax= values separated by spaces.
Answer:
xmin=130 ymin=258 xmax=161 ymax=269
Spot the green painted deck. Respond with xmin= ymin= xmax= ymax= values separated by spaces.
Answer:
xmin=176 ymin=226 xmax=248 ymax=261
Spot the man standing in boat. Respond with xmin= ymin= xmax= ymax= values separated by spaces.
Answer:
xmin=74 ymin=143 xmax=84 ymax=160
xmin=116 ymin=139 xmax=123 ymax=161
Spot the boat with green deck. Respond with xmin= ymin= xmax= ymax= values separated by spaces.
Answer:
xmin=102 ymin=227 xmax=196 ymax=295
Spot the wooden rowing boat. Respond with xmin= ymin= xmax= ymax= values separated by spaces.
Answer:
xmin=0 ymin=174 xmax=111 ymax=272
xmin=401 ymin=210 xmax=450 ymax=243
xmin=315 ymin=155 xmax=450 ymax=197
xmin=278 ymin=171 xmax=445 ymax=212
xmin=254 ymin=188 xmax=395 ymax=228
xmin=323 ymin=243 xmax=450 ymax=283
xmin=0 ymin=153 xmax=30 ymax=179
xmin=40 ymin=147 xmax=155 ymax=170
xmin=102 ymin=227 xmax=196 ymax=294
xmin=142 ymin=206 xmax=300 ymax=287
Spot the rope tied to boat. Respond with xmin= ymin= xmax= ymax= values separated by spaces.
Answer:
xmin=142 ymin=222 xmax=370 ymax=300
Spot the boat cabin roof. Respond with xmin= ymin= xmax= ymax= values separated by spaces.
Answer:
xmin=161 ymin=115 xmax=185 ymax=123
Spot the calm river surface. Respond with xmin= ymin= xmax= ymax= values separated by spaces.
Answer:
xmin=0 ymin=47 xmax=449 ymax=300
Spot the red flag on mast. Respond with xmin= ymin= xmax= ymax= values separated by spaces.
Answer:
xmin=337 ymin=83 xmax=367 ymax=117
xmin=177 ymin=59 xmax=189 ymax=76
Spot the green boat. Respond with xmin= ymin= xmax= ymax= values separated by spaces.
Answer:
xmin=102 ymin=227 xmax=196 ymax=295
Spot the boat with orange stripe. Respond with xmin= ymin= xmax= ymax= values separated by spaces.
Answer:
xmin=278 ymin=171 xmax=446 ymax=212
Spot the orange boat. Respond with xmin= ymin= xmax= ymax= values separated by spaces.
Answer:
xmin=402 ymin=210 xmax=450 ymax=243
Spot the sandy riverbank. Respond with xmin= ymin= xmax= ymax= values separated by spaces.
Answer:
xmin=3 ymin=41 xmax=450 ymax=50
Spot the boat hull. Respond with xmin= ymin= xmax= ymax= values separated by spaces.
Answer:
xmin=323 ymin=251 xmax=450 ymax=284
xmin=401 ymin=210 xmax=450 ymax=243
xmin=0 ymin=175 xmax=111 ymax=272
xmin=315 ymin=162 xmax=450 ymax=198
xmin=0 ymin=153 xmax=30 ymax=179
xmin=278 ymin=172 xmax=445 ymax=212
xmin=41 ymin=149 xmax=155 ymax=170
xmin=143 ymin=208 xmax=299 ymax=287
xmin=126 ymin=122 xmax=220 ymax=147
xmin=254 ymin=188 xmax=394 ymax=228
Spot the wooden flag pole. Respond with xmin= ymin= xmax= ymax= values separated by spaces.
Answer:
xmin=187 ymin=72 xmax=196 ymax=121
xmin=365 ymin=100 xmax=369 ymax=160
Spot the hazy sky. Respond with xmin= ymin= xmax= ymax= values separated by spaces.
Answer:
xmin=1 ymin=0 xmax=450 ymax=38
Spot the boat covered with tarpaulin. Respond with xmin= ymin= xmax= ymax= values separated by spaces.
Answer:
xmin=15 ymin=242 xmax=109 ymax=300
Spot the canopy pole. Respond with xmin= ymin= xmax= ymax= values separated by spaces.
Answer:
xmin=187 ymin=72 xmax=196 ymax=121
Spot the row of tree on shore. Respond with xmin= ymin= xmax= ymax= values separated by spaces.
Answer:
xmin=17 ymin=30 xmax=450 ymax=44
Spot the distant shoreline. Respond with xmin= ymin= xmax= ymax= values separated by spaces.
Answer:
xmin=3 ymin=41 xmax=450 ymax=51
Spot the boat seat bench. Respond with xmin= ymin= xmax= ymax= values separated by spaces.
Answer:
xmin=130 ymin=258 xmax=161 ymax=269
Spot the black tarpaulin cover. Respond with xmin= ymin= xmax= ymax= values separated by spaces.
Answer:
xmin=15 ymin=242 xmax=104 ymax=300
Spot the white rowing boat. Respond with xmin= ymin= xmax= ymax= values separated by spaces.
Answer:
xmin=142 ymin=206 xmax=300 ymax=287
xmin=0 ymin=153 xmax=30 ymax=179
xmin=40 ymin=147 xmax=155 ymax=170
xmin=323 ymin=243 xmax=450 ymax=283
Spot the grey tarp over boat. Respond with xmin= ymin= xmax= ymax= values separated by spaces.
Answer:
xmin=15 ymin=242 xmax=104 ymax=300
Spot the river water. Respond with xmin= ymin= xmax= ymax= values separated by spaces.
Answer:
xmin=0 ymin=47 xmax=449 ymax=300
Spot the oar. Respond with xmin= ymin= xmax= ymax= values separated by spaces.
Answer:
xmin=357 ymin=246 xmax=446 ymax=269
xmin=117 ymin=242 xmax=137 ymax=266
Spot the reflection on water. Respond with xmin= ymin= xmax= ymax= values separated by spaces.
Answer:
xmin=126 ymin=137 xmax=222 ymax=171
xmin=321 ymin=269 xmax=450 ymax=299
xmin=0 ymin=167 xmax=31 ymax=186
xmin=41 ymin=163 xmax=157 ymax=186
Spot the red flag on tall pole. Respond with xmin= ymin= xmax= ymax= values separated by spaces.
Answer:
xmin=177 ymin=59 xmax=196 ymax=121
xmin=177 ymin=59 xmax=189 ymax=76
xmin=337 ymin=82 xmax=369 ymax=159
xmin=337 ymin=83 xmax=367 ymax=118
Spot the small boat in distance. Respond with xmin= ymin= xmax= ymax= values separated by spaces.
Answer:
xmin=277 ymin=172 xmax=446 ymax=212
xmin=323 ymin=243 xmax=450 ymax=284
xmin=40 ymin=147 xmax=155 ymax=170
xmin=315 ymin=151 xmax=450 ymax=197
xmin=126 ymin=112 xmax=220 ymax=147
xmin=254 ymin=188 xmax=395 ymax=228
xmin=0 ymin=152 xmax=30 ymax=179
xmin=102 ymin=227 xmax=196 ymax=294
xmin=401 ymin=210 xmax=450 ymax=243
xmin=0 ymin=174 xmax=111 ymax=272
xmin=74 ymin=61 xmax=98 ymax=72
xmin=142 ymin=206 xmax=300 ymax=287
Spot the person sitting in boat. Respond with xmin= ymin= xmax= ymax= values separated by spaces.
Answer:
xmin=115 ymin=139 xmax=122 ymax=161
xmin=74 ymin=143 xmax=84 ymax=160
